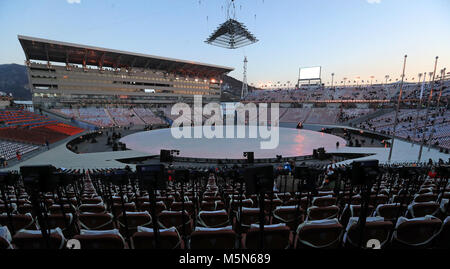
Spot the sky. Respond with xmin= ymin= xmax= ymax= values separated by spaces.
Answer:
xmin=0 ymin=0 xmax=449 ymax=87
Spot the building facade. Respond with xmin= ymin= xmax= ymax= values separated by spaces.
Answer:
xmin=19 ymin=35 xmax=234 ymax=108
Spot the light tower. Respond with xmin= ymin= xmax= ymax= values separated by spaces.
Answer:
xmin=241 ymin=56 xmax=248 ymax=99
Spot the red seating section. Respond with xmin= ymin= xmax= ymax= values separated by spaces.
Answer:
xmin=0 ymin=109 xmax=84 ymax=145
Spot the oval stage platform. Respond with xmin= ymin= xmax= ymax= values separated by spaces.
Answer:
xmin=119 ymin=126 xmax=347 ymax=160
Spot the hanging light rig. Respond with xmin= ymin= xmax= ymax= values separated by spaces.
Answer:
xmin=205 ymin=0 xmax=258 ymax=49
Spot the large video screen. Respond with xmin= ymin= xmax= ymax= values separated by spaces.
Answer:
xmin=299 ymin=66 xmax=321 ymax=80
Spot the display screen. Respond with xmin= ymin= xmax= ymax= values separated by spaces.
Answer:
xmin=299 ymin=66 xmax=321 ymax=80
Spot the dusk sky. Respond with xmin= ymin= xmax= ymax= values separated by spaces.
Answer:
xmin=1 ymin=0 xmax=449 ymax=86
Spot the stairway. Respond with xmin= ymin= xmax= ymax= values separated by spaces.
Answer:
xmin=104 ymin=108 xmax=117 ymax=126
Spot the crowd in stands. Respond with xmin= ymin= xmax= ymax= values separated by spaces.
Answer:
xmin=358 ymin=108 xmax=450 ymax=150
xmin=338 ymin=109 xmax=374 ymax=123
xmin=244 ymin=80 xmax=449 ymax=104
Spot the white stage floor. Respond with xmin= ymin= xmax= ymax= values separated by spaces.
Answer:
xmin=120 ymin=127 xmax=347 ymax=159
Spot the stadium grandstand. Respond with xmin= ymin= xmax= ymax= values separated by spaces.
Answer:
xmin=18 ymin=35 xmax=233 ymax=109
xmin=0 ymin=107 xmax=84 ymax=166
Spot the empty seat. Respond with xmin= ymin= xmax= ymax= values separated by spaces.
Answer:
xmin=311 ymin=196 xmax=337 ymax=207
xmin=132 ymin=226 xmax=184 ymax=249
xmin=413 ymin=193 xmax=437 ymax=203
xmin=306 ymin=205 xmax=340 ymax=221
xmin=0 ymin=213 xmax=36 ymax=233
xmin=158 ymin=210 xmax=193 ymax=236
xmin=112 ymin=202 xmax=136 ymax=216
xmin=156 ymin=196 xmax=175 ymax=208
xmin=391 ymin=216 xmax=442 ymax=248
xmin=0 ymin=226 xmax=13 ymax=249
xmin=170 ymin=201 xmax=195 ymax=216
xmin=197 ymin=210 xmax=230 ymax=228
xmin=13 ymin=228 xmax=66 ymax=249
xmin=406 ymin=202 xmax=440 ymax=218
xmin=434 ymin=216 xmax=450 ymax=249
xmin=74 ymin=229 xmax=125 ymax=249
xmin=17 ymin=203 xmax=33 ymax=215
xmin=81 ymin=196 xmax=103 ymax=204
xmin=139 ymin=201 xmax=166 ymax=215
xmin=48 ymin=204 xmax=77 ymax=215
xmin=0 ymin=203 xmax=17 ymax=214
xmin=340 ymin=204 xmax=374 ymax=228
xmin=202 ymin=196 xmax=222 ymax=203
xmin=78 ymin=203 xmax=106 ymax=213
xmin=275 ymin=192 xmax=291 ymax=203
xmin=229 ymin=198 xmax=253 ymax=215
xmin=45 ymin=213 xmax=75 ymax=232
xmin=190 ymin=226 xmax=236 ymax=249
xmin=374 ymin=203 xmax=403 ymax=222
xmin=236 ymin=207 xmax=268 ymax=232
xmin=200 ymin=200 xmax=225 ymax=211
xmin=243 ymin=223 xmax=292 ymax=249
xmin=295 ymin=219 xmax=343 ymax=249
xmin=342 ymin=217 xmax=393 ymax=248
xmin=263 ymin=198 xmax=283 ymax=215
xmin=369 ymin=195 xmax=389 ymax=206
xmin=117 ymin=211 xmax=152 ymax=235
xmin=78 ymin=213 xmax=115 ymax=230
xmin=272 ymin=205 xmax=304 ymax=230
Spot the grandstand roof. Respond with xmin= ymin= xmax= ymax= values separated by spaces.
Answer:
xmin=18 ymin=35 xmax=234 ymax=77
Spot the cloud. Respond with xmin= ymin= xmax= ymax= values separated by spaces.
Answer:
xmin=67 ymin=0 xmax=81 ymax=4
xmin=367 ymin=0 xmax=381 ymax=3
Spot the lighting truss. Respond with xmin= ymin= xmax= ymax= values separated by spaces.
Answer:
xmin=205 ymin=19 xmax=258 ymax=49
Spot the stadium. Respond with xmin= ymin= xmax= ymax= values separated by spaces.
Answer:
xmin=0 ymin=0 xmax=449 ymax=255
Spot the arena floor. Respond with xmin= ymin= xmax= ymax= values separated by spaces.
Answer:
xmin=1 ymin=125 xmax=448 ymax=171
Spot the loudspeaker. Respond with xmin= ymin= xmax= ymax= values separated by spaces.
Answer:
xmin=160 ymin=150 xmax=172 ymax=162
xmin=317 ymin=147 xmax=326 ymax=160
xmin=246 ymin=152 xmax=254 ymax=164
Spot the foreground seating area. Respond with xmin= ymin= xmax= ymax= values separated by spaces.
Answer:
xmin=0 ymin=164 xmax=448 ymax=249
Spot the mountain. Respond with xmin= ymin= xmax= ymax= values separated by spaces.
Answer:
xmin=0 ymin=64 xmax=31 ymax=100
xmin=0 ymin=64 xmax=256 ymax=102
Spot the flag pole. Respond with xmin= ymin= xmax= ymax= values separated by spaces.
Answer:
xmin=412 ymin=72 xmax=425 ymax=146
xmin=418 ymin=56 xmax=438 ymax=163
xmin=436 ymin=68 xmax=446 ymax=107
xmin=388 ymin=55 xmax=407 ymax=163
